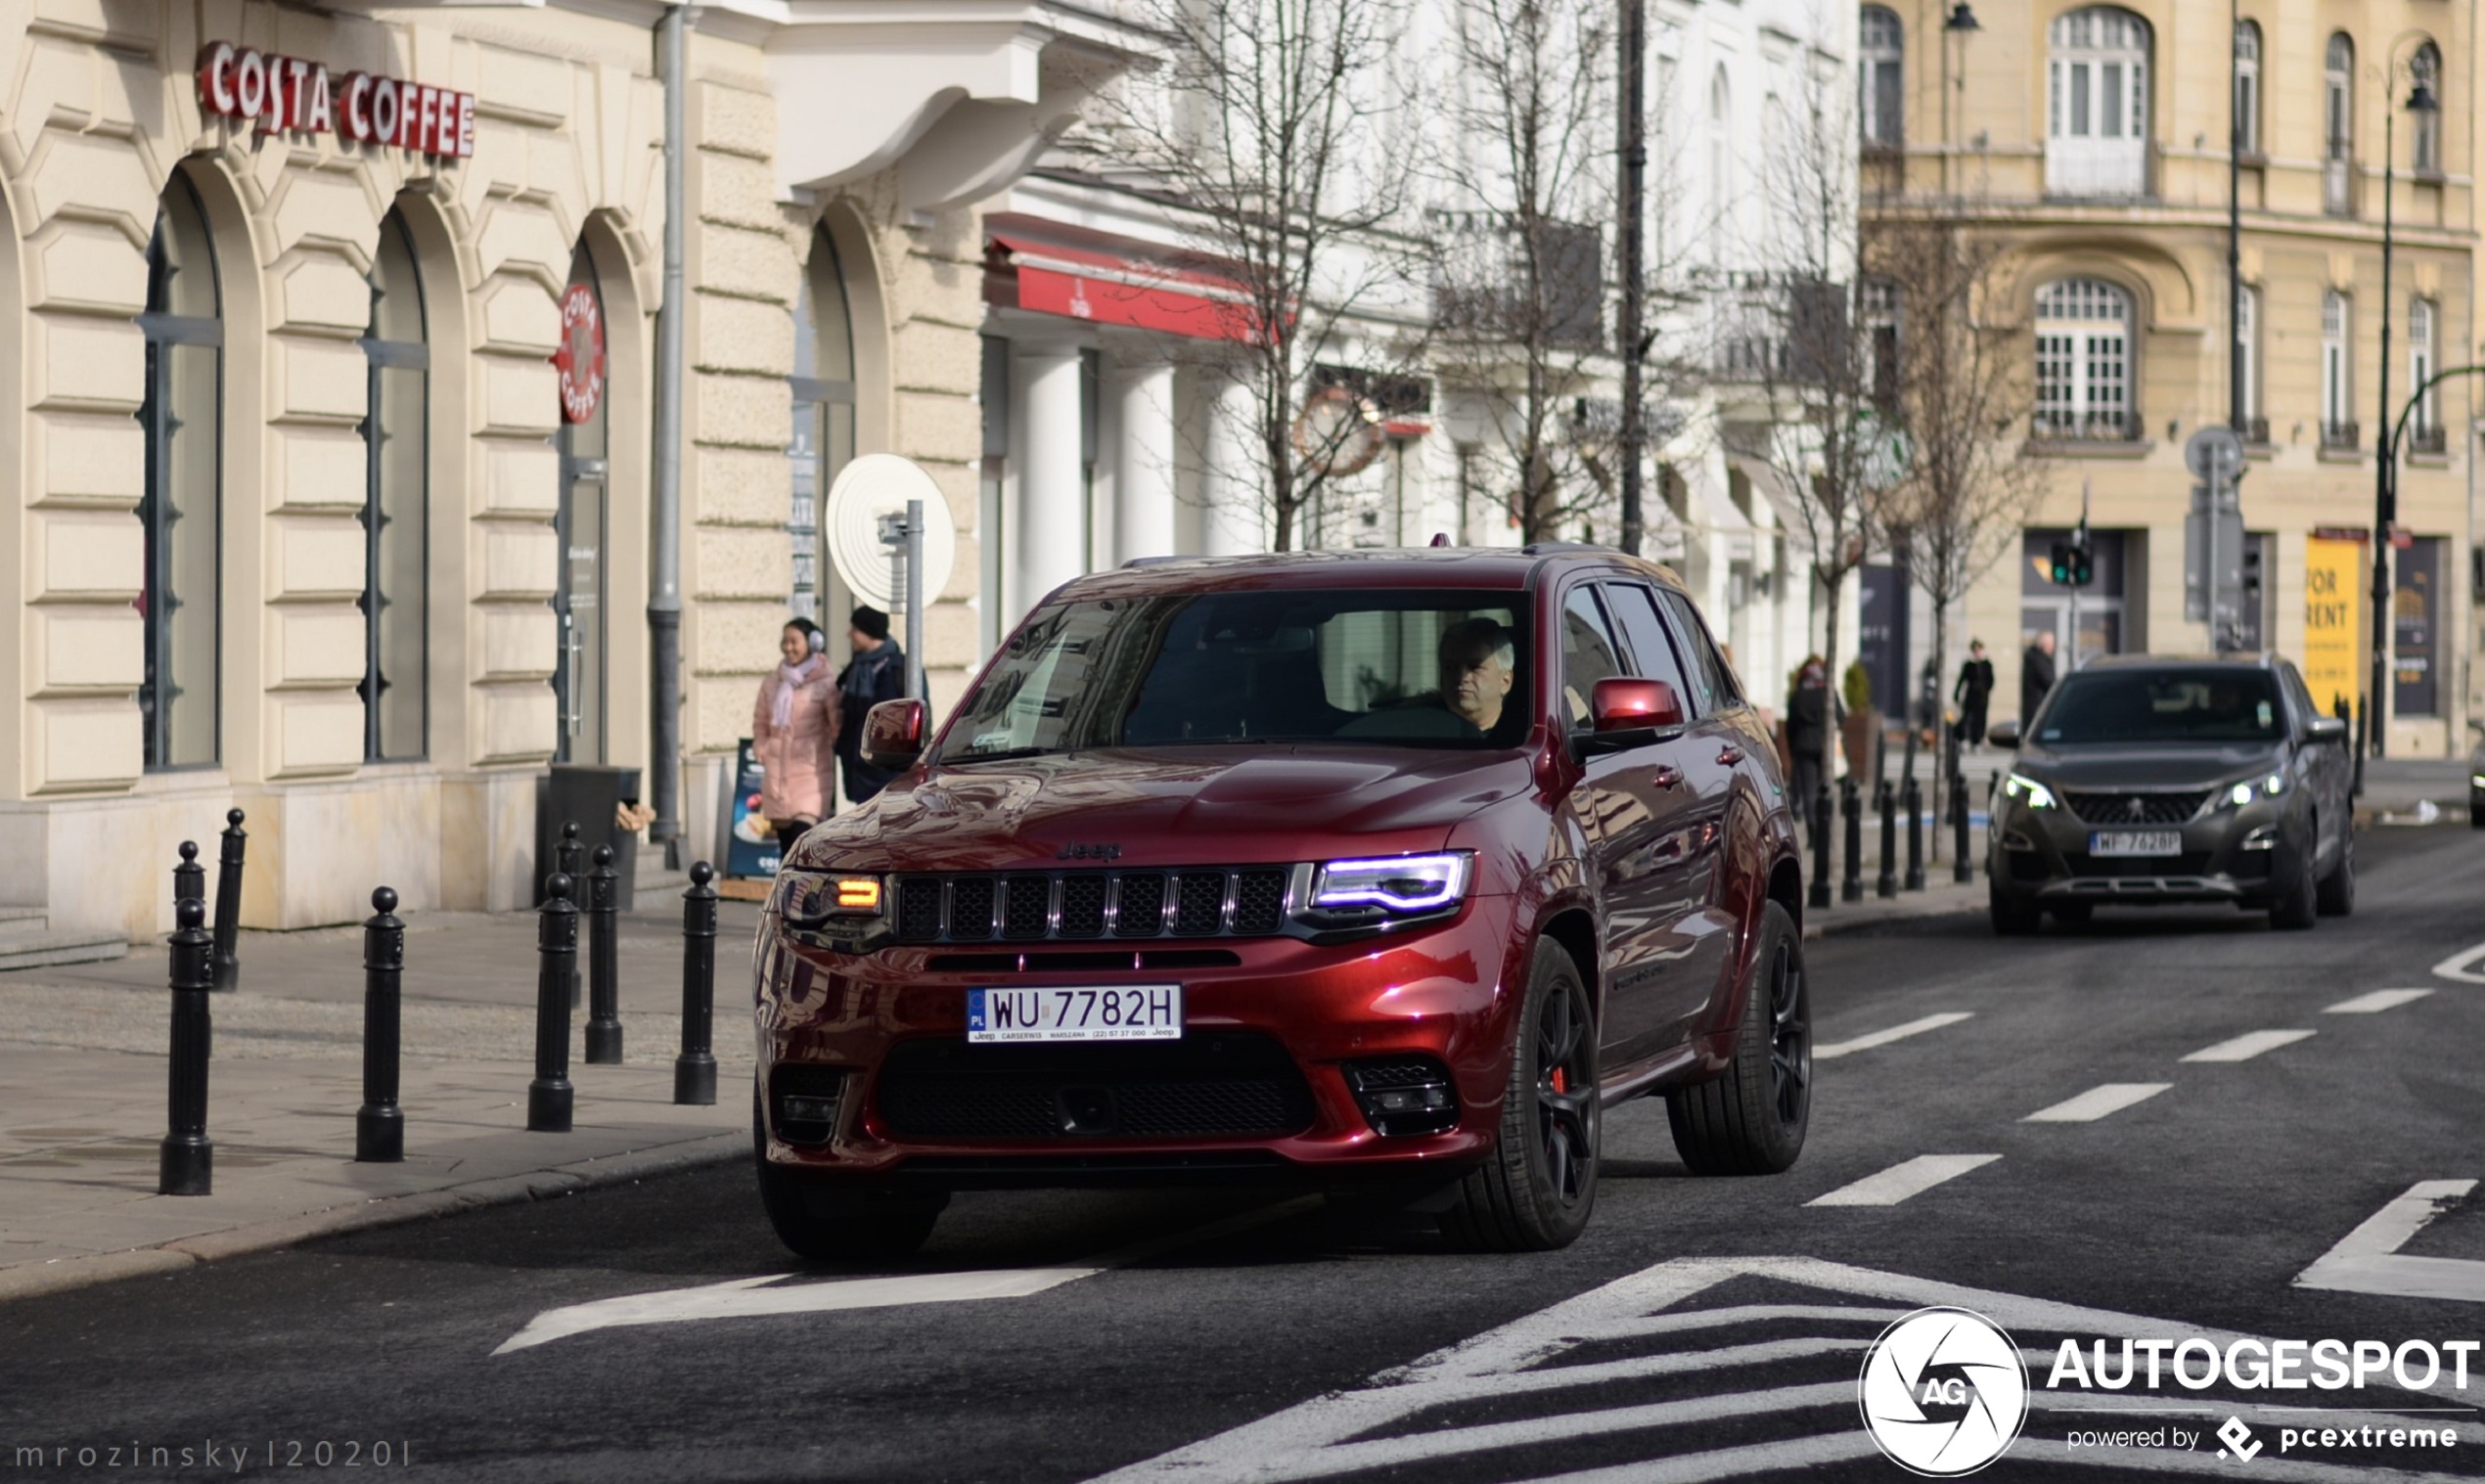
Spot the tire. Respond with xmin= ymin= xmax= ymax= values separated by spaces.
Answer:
xmin=2471 ymin=802 xmax=2484 ymax=830
xmin=1668 ymin=902 xmax=1811 ymax=1176
xmin=2269 ymin=845 xmax=2318 ymax=931
xmin=1440 ymin=938 xmax=1600 ymax=1252
xmin=2048 ymin=901 xmax=2094 ymax=925
xmin=1989 ymin=882 xmax=2043 ymax=936
xmin=753 ymin=1097 xmax=945 ymax=1261
xmin=2316 ymin=830 xmax=2355 ymax=918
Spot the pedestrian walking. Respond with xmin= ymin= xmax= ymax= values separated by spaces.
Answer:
xmin=754 ymin=617 xmax=838 ymax=860
xmin=1953 ymin=640 xmax=1995 ymax=746
xmin=2020 ymin=629 xmax=2058 ymax=725
xmin=1785 ymin=655 xmax=1837 ymax=819
xmin=836 ymin=606 xmax=908 ymax=806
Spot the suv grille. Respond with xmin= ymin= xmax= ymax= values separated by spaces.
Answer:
xmin=892 ymin=868 xmax=1294 ymax=944
xmin=875 ymin=1032 xmax=1316 ymax=1140
xmin=2061 ymin=789 xmax=2210 ymax=827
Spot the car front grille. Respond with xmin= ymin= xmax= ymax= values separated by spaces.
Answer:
xmin=892 ymin=867 xmax=1295 ymax=944
xmin=2061 ymin=789 xmax=2211 ymax=827
xmin=874 ymin=1032 xmax=1317 ymax=1141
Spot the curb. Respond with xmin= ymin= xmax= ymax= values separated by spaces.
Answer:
xmin=0 ymin=1129 xmax=746 ymax=1305
xmin=1803 ymin=898 xmax=1986 ymax=940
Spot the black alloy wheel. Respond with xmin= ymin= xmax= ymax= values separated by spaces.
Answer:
xmin=1441 ymin=940 xmax=1600 ymax=1251
xmin=1669 ymin=901 xmax=1812 ymax=1175
xmin=1762 ymin=932 xmax=1811 ymax=1130
xmin=1534 ymin=969 xmax=1597 ymax=1207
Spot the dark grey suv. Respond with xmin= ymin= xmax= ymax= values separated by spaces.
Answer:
xmin=1986 ymin=653 xmax=2353 ymax=933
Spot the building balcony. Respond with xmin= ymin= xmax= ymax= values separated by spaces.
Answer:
xmin=1429 ymin=211 xmax=1604 ymax=352
xmin=2236 ymin=416 xmax=2271 ymax=447
xmin=2030 ymin=410 xmax=2138 ymax=444
xmin=2409 ymin=425 xmax=2447 ymax=457
xmin=2320 ymin=420 xmax=2362 ymax=452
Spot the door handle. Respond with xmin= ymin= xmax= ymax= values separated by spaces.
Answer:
xmin=1717 ymin=745 xmax=1744 ymax=766
xmin=1652 ymin=765 xmax=1684 ymax=790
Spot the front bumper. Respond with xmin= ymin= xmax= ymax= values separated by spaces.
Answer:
xmin=752 ymin=895 xmax=1524 ymax=1187
xmin=1988 ymin=795 xmax=2293 ymax=906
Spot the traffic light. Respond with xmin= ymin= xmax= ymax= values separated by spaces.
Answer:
xmin=2240 ymin=541 xmax=2263 ymax=608
xmin=2049 ymin=535 xmax=2093 ymax=587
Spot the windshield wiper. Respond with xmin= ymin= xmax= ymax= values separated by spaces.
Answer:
xmin=940 ymin=746 xmax=1068 ymax=764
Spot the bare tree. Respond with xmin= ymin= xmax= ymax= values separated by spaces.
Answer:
xmin=1427 ymin=0 xmax=1616 ymax=544
xmin=1103 ymin=0 xmax=1419 ymax=552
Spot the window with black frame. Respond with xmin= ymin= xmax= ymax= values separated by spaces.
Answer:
xmin=137 ymin=172 xmax=223 ymax=771
xmin=362 ymin=208 xmax=429 ymax=761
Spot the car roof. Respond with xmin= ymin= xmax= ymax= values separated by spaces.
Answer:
xmin=1048 ymin=546 xmax=1690 ymax=602
xmin=2083 ymin=651 xmax=2284 ymax=670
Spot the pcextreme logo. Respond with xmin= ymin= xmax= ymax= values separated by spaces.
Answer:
xmin=1858 ymin=1306 xmax=2031 ymax=1476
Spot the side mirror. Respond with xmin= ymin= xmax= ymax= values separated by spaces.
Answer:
xmin=2306 ymin=715 xmax=2348 ymax=745
xmin=1594 ymin=677 xmax=1686 ymax=732
xmin=862 ymin=698 xmax=927 ymax=772
xmin=1987 ymin=720 xmax=2021 ymax=749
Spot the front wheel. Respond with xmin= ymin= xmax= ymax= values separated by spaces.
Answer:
xmin=2316 ymin=831 xmax=2355 ymax=917
xmin=1441 ymin=939 xmax=1600 ymax=1252
xmin=1989 ymin=882 xmax=2043 ymax=936
xmin=1668 ymin=901 xmax=1811 ymax=1176
xmin=2269 ymin=845 xmax=2319 ymax=931
xmin=754 ymin=1102 xmax=945 ymax=1261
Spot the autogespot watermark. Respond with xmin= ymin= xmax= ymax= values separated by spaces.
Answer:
xmin=1859 ymin=1307 xmax=2030 ymax=1476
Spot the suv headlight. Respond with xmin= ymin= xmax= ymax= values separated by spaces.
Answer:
xmin=2220 ymin=773 xmax=2286 ymax=809
xmin=1310 ymin=853 xmax=1471 ymax=916
xmin=774 ymin=869 xmax=883 ymax=930
xmin=2001 ymin=772 xmax=2057 ymax=810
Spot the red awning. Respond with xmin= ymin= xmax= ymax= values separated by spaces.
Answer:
xmin=985 ymin=213 xmax=1269 ymax=344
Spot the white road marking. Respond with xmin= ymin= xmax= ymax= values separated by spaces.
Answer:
xmin=2023 ymin=1082 xmax=2171 ymax=1123
xmin=2326 ymin=988 xmax=2435 ymax=1014
xmin=494 ymin=1195 xmax=1318 ymax=1355
xmin=1812 ymin=1012 xmax=1973 ymax=1060
xmin=2432 ymin=941 xmax=2485 ymax=984
xmin=2296 ymin=1180 xmax=2485 ymax=1302
xmin=1805 ymin=1153 xmax=2000 ymax=1207
xmin=2180 ymin=1028 xmax=2315 ymax=1063
xmin=1086 ymin=1255 xmax=2485 ymax=1484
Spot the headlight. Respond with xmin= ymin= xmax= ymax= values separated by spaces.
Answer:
xmin=1310 ymin=852 xmax=1471 ymax=915
xmin=2222 ymin=773 xmax=2286 ymax=809
xmin=2001 ymin=773 xmax=2056 ymax=810
xmin=774 ymin=869 xmax=883 ymax=929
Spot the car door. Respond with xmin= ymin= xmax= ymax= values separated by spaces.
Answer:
xmin=1647 ymin=587 xmax=1746 ymax=1024
xmin=2281 ymin=661 xmax=2348 ymax=868
xmin=1585 ymin=581 xmax=1715 ymax=1063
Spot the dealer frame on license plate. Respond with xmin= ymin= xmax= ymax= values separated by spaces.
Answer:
xmin=967 ymin=984 xmax=1184 ymax=1043
xmin=2089 ymin=831 xmax=2182 ymax=857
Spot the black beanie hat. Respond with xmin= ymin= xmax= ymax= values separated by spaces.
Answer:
xmin=851 ymin=606 xmax=891 ymax=641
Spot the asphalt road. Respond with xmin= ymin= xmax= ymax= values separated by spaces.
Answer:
xmin=8 ymin=825 xmax=2485 ymax=1483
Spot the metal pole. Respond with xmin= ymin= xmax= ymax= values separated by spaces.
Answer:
xmin=1875 ymin=779 xmax=1897 ymax=898
xmin=557 ymin=822 xmax=583 ymax=1009
xmin=1840 ymin=776 xmax=1864 ymax=904
xmin=675 ymin=861 xmax=719 ymax=1105
xmin=173 ymin=840 xmax=204 ymax=920
xmin=2371 ymin=103 xmax=2397 ymax=763
xmin=646 ymin=0 xmax=690 ymax=864
xmin=356 ymin=886 xmax=404 ymax=1163
xmin=158 ymin=890 xmax=213 ymax=1195
xmin=211 ymin=808 xmax=245 ymax=992
xmin=1809 ymin=787 xmax=1832 ymax=911
xmin=528 ymin=874 xmax=579 ymax=1133
xmin=584 ymin=845 xmax=623 ymax=1065
xmin=1951 ymin=766 xmax=1974 ymax=883
xmin=1616 ymin=0 xmax=1646 ymax=556
xmin=905 ymin=497 xmax=926 ymax=701
xmin=2228 ymin=0 xmax=2243 ymax=433
xmin=1906 ymin=775 xmax=1927 ymax=891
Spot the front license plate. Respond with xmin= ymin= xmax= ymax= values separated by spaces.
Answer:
xmin=2089 ymin=831 xmax=2182 ymax=857
xmin=967 ymin=985 xmax=1183 ymax=1043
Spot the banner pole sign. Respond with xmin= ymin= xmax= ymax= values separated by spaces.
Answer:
xmin=197 ymin=42 xmax=475 ymax=160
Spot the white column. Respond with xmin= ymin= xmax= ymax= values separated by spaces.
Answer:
xmin=1112 ymin=357 xmax=1177 ymax=562
xmin=1203 ymin=371 xmax=1264 ymax=555
xmin=1013 ymin=341 xmax=1085 ymax=616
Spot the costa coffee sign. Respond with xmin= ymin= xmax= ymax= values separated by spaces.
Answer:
xmin=197 ymin=42 xmax=475 ymax=160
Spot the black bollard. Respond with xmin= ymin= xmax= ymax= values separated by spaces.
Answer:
xmin=173 ymin=839 xmax=204 ymax=914
xmin=1875 ymin=779 xmax=1897 ymax=898
xmin=158 ymin=893 xmax=214 ymax=1195
xmin=557 ymin=823 xmax=584 ymax=1010
xmin=528 ymin=873 xmax=578 ymax=1133
xmin=357 ymin=887 xmax=405 ymax=1162
xmin=1840 ymin=777 xmax=1863 ymax=904
xmin=675 ymin=862 xmax=719 ymax=1105
xmin=584 ymin=846 xmax=623 ymax=1065
xmin=1953 ymin=769 xmax=1975 ymax=883
xmin=212 ymin=809 xmax=246 ymax=992
xmin=1808 ymin=785 xmax=1833 ymax=911
xmin=1906 ymin=777 xmax=1927 ymax=890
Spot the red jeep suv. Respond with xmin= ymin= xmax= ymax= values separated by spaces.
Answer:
xmin=753 ymin=547 xmax=1812 ymax=1255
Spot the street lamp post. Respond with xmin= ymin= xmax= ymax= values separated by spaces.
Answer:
xmin=2369 ymin=68 xmax=2439 ymax=766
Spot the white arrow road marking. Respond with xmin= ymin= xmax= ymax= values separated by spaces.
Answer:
xmin=494 ymin=1195 xmax=1318 ymax=1355
xmin=2024 ymin=1082 xmax=2172 ymax=1123
xmin=1812 ymin=1012 xmax=1973 ymax=1060
xmin=2296 ymin=1180 xmax=2485 ymax=1302
xmin=1805 ymin=1153 xmax=1999 ymax=1206
xmin=2180 ymin=1028 xmax=2316 ymax=1062
xmin=2432 ymin=942 xmax=2485 ymax=984
xmin=2326 ymin=988 xmax=2435 ymax=1014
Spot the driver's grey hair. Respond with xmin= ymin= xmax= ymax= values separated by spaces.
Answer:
xmin=1439 ymin=617 xmax=1515 ymax=671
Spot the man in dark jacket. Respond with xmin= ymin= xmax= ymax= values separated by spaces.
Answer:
xmin=1785 ymin=656 xmax=1836 ymax=832
xmin=1953 ymin=640 xmax=1995 ymax=745
xmin=2020 ymin=629 xmax=2057 ymax=726
xmin=835 ymin=606 xmax=908 ymax=804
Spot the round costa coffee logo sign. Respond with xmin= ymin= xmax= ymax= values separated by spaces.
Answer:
xmin=1857 ymin=1306 xmax=2028 ymax=1476
xmin=553 ymin=283 xmax=605 ymax=425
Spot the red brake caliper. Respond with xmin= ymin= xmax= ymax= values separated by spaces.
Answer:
xmin=1551 ymin=1067 xmax=1567 ymax=1095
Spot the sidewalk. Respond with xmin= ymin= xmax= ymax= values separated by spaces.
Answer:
xmin=0 ymin=897 xmax=765 ymax=1302
xmin=2356 ymin=757 xmax=2474 ymax=826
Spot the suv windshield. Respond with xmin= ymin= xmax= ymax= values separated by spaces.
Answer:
xmin=939 ymin=590 xmax=1532 ymax=761
xmin=2035 ymin=667 xmax=2284 ymax=745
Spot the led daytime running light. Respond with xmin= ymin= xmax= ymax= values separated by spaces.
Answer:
xmin=1313 ymin=853 xmax=1470 ymax=914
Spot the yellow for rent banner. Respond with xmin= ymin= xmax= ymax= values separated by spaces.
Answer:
xmin=2301 ymin=535 xmax=2365 ymax=717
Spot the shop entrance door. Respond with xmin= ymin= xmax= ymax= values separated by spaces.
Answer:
xmin=553 ymin=249 xmax=609 ymax=763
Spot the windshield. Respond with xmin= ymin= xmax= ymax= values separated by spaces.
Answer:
xmin=2035 ymin=668 xmax=2284 ymax=745
xmin=938 ymin=590 xmax=1533 ymax=762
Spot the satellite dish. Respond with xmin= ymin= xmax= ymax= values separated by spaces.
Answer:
xmin=824 ymin=454 xmax=957 ymax=611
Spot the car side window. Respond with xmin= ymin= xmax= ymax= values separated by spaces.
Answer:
xmin=2280 ymin=663 xmax=2322 ymax=735
xmin=1560 ymin=588 xmax=1627 ymax=727
xmin=1654 ymin=589 xmax=1740 ymax=714
xmin=1601 ymin=582 xmax=1694 ymax=708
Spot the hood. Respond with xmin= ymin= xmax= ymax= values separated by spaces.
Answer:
xmin=2011 ymin=741 xmax=2284 ymax=789
xmin=793 ymin=746 xmax=1534 ymax=873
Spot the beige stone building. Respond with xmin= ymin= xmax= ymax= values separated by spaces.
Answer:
xmin=1860 ymin=0 xmax=2474 ymax=754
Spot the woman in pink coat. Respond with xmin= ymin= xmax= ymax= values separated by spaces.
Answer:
xmin=753 ymin=618 xmax=840 ymax=859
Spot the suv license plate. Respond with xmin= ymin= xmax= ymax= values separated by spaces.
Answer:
xmin=968 ymin=985 xmax=1183 ymax=1044
xmin=2089 ymin=831 xmax=2181 ymax=857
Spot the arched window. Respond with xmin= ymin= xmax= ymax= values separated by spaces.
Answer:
xmin=2033 ymin=278 xmax=2134 ymax=441
xmin=362 ymin=209 xmax=428 ymax=762
xmin=2325 ymin=33 xmax=2355 ymax=214
xmin=791 ymin=229 xmax=859 ymax=624
xmin=1861 ymin=6 xmax=1903 ymax=147
xmin=2233 ymin=21 xmax=2261 ymax=156
xmin=2320 ymin=291 xmax=2353 ymax=444
xmin=2412 ymin=42 xmax=2443 ymax=174
xmin=2410 ymin=297 xmax=2439 ymax=444
xmin=2048 ymin=7 xmax=2151 ymax=197
xmin=138 ymin=172 xmax=222 ymax=770
xmin=2235 ymin=283 xmax=2260 ymax=430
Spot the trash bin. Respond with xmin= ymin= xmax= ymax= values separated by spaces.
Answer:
xmin=537 ymin=765 xmax=644 ymax=913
